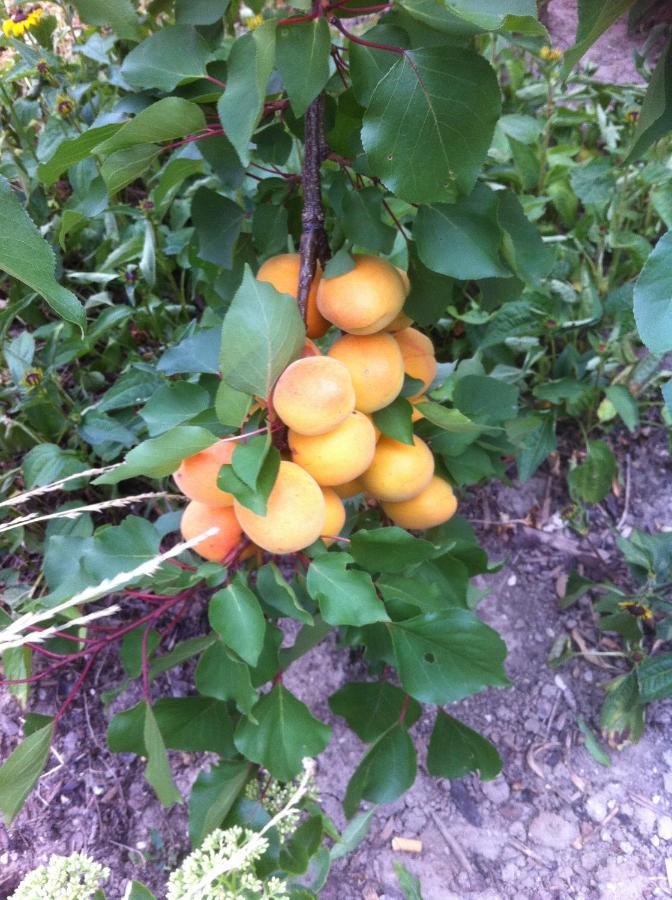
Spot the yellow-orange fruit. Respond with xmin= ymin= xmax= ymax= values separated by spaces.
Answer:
xmin=321 ymin=487 xmax=346 ymax=544
xmin=395 ymin=267 xmax=411 ymax=297
xmin=328 ymin=333 xmax=404 ymax=414
xmin=273 ymin=356 xmax=355 ymax=436
xmin=302 ymin=338 xmax=321 ymax=358
xmin=180 ymin=501 xmax=243 ymax=562
xmin=173 ymin=439 xmax=235 ymax=507
xmin=382 ymin=476 xmax=457 ymax=530
xmin=257 ymin=253 xmax=330 ymax=339
xmin=394 ymin=327 xmax=437 ymax=400
xmin=316 ymin=255 xmax=406 ymax=335
xmin=289 ymin=411 xmax=376 ymax=486
xmin=384 ymin=310 xmax=414 ymax=333
xmin=411 ymin=401 xmax=425 ymax=423
xmin=334 ymin=477 xmax=365 ymax=498
xmin=234 ymin=461 xmax=325 ymax=554
xmin=365 ymin=414 xmax=382 ymax=443
xmin=361 ymin=435 xmax=434 ymax=502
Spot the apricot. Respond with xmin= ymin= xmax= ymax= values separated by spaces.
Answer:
xmin=302 ymin=338 xmax=321 ymax=358
xmin=273 ymin=356 xmax=355 ymax=436
xmin=395 ymin=267 xmax=411 ymax=297
xmin=334 ymin=477 xmax=365 ymax=498
xmin=321 ymin=487 xmax=346 ymax=544
xmin=234 ymin=461 xmax=325 ymax=554
xmin=328 ymin=333 xmax=404 ymax=414
xmin=173 ymin=439 xmax=235 ymax=507
xmin=257 ymin=253 xmax=330 ymax=339
xmin=382 ymin=476 xmax=457 ymax=530
xmin=316 ymin=255 xmax=406 ymax=335
xmin=394 ymin=327 xmax=437 ymax=400
xmin=180 ymin=501 xmax=243 ymax=562
xmin=360 ymin=434 xmax=434 ymax=502
xmin=288 ymin=411 xmax=376 ymax=486
xmin=384 ymin=310 xmax=414 ymax=333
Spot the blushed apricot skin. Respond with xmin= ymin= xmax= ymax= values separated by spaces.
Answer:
xmin=328 ymin=333 xmax=404 ymax=414
xmin=302 ymin=338 xmax=321 ymax=358
xmin=334 ymin=477 xmax=365 ymax=499
xmin=360 ymin=434 xmax=434 ymax=502
xmin=288 ymin=411 xmax=377 ymax=487
xmin=317 ymin=255 xmax=406 ymax=335
xmin=382 ymin=476 xmax=457 ymax=530
xmin=257 ymin=253 xmax=330 ymax=339
xmin=234 ymin=461 xmax=325 ymax=554
xmin=384 ymin=310 xmax=414 ymax=333
xmin=173 ymin=439 xmax=235 ymax=507
xmin=180 ymin=501 xmax=243 ymax=562
xmin=394 ymin=327 xmax=437 ymax=400
xmin=321 ymin=487 xmax=346 ymax=545
xmin=273 ymin=356 xmax=355 ymax=436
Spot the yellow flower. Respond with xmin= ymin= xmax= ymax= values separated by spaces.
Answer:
xmin=540 ymin=46 xmax=563 ymax=62
xmin=2 ymin=5 xmax=43 ymax=38
xmin=243 ymin=13 xmax=264 ymax=30
xmin=619 ymin=601 xmax=654 ymax=622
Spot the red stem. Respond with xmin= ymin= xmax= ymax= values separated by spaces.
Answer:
xmin=54 ymin=653 xmax=99 ymax=724
xmin=399 ymin=693 xmax=409 ymax=723
xmin=141 ymin=624 xmax=153 ymax=702
xmin=330 ymin=16 xmax=404 ymax=53
xmin=205 ymin=74 xmax=226 ymax=88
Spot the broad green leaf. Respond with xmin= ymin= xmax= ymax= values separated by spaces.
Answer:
xmin=394 ymin=862 xmax=424 ymax=900
xmin=217 ymin=446 xmax=280 ymax=515
xmin=82 ymin=516 xmax=160 ymax=583
xmin=634 ymin=230 xmax=672 ymax=354
xmin=362 ymin=47 xmax=500 ymax=203
xmin=443 ymin=0 xmax=540 ymax=32
xmin=568 ymin=440 xmax=617 ymax=504
xmin=344 ymin=724 xmax=416 ymax=818
xmin=329 ymin=681 xmax=421 ymax=743
xmin=329 ymin=808 xmax=376 ymax=860
xmin=306 ymin=553 xmax=389 ymax=627
xmin=0 ymin=720 xmax=53 ymax=825
xmin=37 ymin=124 xmax=122 ymax=185
xmin=562 ymin=0 xmax=636 ymax=73
xmin=0 ymin=178 xmax=85 ymax=332
xmin=72 ymin=0 xmax=141 ymax=40
xmin=252 ymin=203 xmax=289 ymax=257
xmin=189 ymin=760 xmax=251 ymax=846
xmin=234 ymin=685 xmax=331 ymax=782
xmin=219 ymin=265 xmax=305 ymax=398
xmin=637 ymin=652 xmax=672 ymax=703
xmin=216 ymin=380 xmax=252 ymax=428
xmin=373 ymin=397 xmax=414 ymax=445
xmin=108 ymin=698 xmax=234 ymax=757
xmin=342 ymin=187 xmax=396 ymax=255
xmin=405 ymin=250 xmax=454 ymax=325
xmin=349 ymin=25 xmax=410 ymax=107
xmin=497 ymin=190 xmax=555 ymax=284
xmin=577 ymin=716 xmax=611 ymax=767
xmin=627 ymin=40 xmax=672 ymax=161
xmin=280 ymin=816 xmax=324 ymax=875
xmin=217 ymin=25 xmax=276 ymax=165
xmin=600 ymin=671 xmax=645 ymax=746
xmin=140 ymin=381 xmax=210 ymax=436
xmin=23 ymin=443 xmax=87 ymax=488
xmin=126 ymin=883 xmax=157 ymax=900
xmin=604 ymin=385 xmax=640 ymax=433
xmin=94 ymin=426 xmax=217 ymax=484
xmin=209 ymin=574 xmax=266 ymax=667
xmin=176 ymin=0 xmax=230 ymax=24
xmin=453 ymin=375 xmax=518 ymax=424
xmin=96 ymin=98 xmax=205 ymax=154
xmin=101 ymin=145 xmax=159 ymax=195
xmin=192 ymin=188 xmax=244 ymax=268
xmin=388 ymin=609 xmax=509 ymax=704
xmin=158 ymin=327 xmax=221 ymax=376
xmin=507 ymin=413 xmax=556 ymax=482
xmin=415 ymin=402 xmax=492 ymax=435
xmin=120 ymin=629 xmax=161 ymax=679
xmin=256 ymin=562 xmax=313 ymax=625
xmin=350 ymin=528 xmax=440 ymax=574
xmin=231 ymin=434 xmax=272 ymax=490
xmin=121 ymin=26 xmax=211 ymax=91
xmin=414 ymin=184 xmax=510 ymax=280
xmin=143 ymin=704 xmax=181 ymax=806
xmin=195 ymin=640 xmax=258 ymax=716
xmin=427 ymin=710 xmax=501 ymax=780
xmin=276 ymin=18 xmax=331 ymax=117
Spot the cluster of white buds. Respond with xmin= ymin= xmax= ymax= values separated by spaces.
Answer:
xmin=10 ymin=852 xmax=110 ymax=900
xmin=244 ymin=770 xmax=318 ymax=839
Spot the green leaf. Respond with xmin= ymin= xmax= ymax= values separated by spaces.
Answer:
xmin=149 ymin=635 xmax=216 ymax=681
xmin=140 ymin=381 xmax=210 ymax=436
xmin=121 ymin=26 xmax=212 ymax=91
xmin=341 ymin=186 xmax=396 ymax=255
xmin=637 ymin=652 xmax=672 ymax=702
xmin=143 ymin=704 xmax=181 ymax=807
xmin=344 ymin=724 xmax=416 ymax=819
xmin=415 ymin=184 xmax=510 ymax=280
xmin=217 ymin=445 xmax=280 ymax=515
xmin=215 ymin=380 xmax=252 ymax=428
xmin=0 ymin=720 xmax=53 ymax=825
xmin=94 ymin=426 xmax=216 ymax=484
xmin=427 ymin=710 xmax=501 ymax=780
xmin=323 ymin=246 xmax=355 ymax=279
xmin=0 ymin=178 xmax=85 ymax=332
xmin=349 ymin=25 xmax=410 ymax=106
xmin=508 ymin=413 xmax=556 ymax=482
xmin=497 ymin=190 xmax=555 ymax=285
xmin=388 ymin=609 xmax=509 ymax=704
xmin=72 ymin=0 xmax=141 ymax=40
xmin=37 ymin=124 xmax=122 ymax=185
xmin=350 ymin=527 xmax=440 ymax=574
xmin=120 ymin=628 xmax=161 ymax=679
xmin=634 ymin=230 xmax=672 ymax=354
xmin=192 ymin=188 xmax=244 ymax=268
xmin=329 ymin=808 xmax=376 ymax=860
xmin=577 ymin=716 xmax=611 ymax=767
xmin=306 ymin=553 xmax=389 ymax=627
xmin=280 ymin=816 xmax=323 ymax=875
xmin=453 ymin=375 xmax=518 ymax=424
xmin=125 ymin=882 xmax=157 ymax=900
xmin=362 ymin=47 xmax=500 ymax=203
xmin=627 ymin=40 xmax=672 ymax=161
xmin=601 ymin=671 xmax=645 ymax=746
xmin=394 ymin=862 xmax=424 ymax=900
xmin=108 ymin=698 xmax=234 ymax=756
xmin=96 ymin=99 xmax=205 ymax=155
xmin=219 ymin=265 xmax=305 ymax=398
xmin=158 ymin=327 xmax=221 ymax=376
xmin=604 ymin=385 xmax=640 ymax=433
xmin=329 ymin=681 xmax=421 ymax=742
xmin=232 ymin=434 xmax=272 ymax=490
xmin=189 ymin=760 xmax=251 ymax=846
xmin=276 ymin=18 xmax=331 ymax=117
xmin=176 ymin=0 xmax=230 ymax=25
xmin=217 ymin=25 xmax=276 ymax=165
xmin=562 ymin=0 xmax=636 ymax=73
xmin=209 ymin=574 xmax=266 ymax=668
xmin=195 ymin=640 xmax=258 ymax=716
xmin=405 ymin=250 xmax=454 ymax=325
xmin=257 ymin=562 xmax=314 ymax=625
xmin=22 ymin=443 xmax=87 ymax=488
xmin=101 ymin=145 xmax=160 ymax=195
xmin=234 ymin=684 xmax=331 ymax=782
xmin=373 ymin=397 xmax=414 ymax=445
xmin=568 ymin=440 xmax=617 ymax=504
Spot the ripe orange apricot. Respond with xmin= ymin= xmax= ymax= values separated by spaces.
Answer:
xmin=321 ymin=487 xmax=346 ymax=544
xmin=173 ymin=439 xmax=235 ymax=507
xmin=395 ymin=267 xmax=410 ymax=297
xmin=394 ymin=327 xmax=437 ymax=400
xmin=382 ymin=476 xmax=457 ymax=530
xmin=180 ymin=501 xmax=243 ymax=562
xmin=384 ymin=310 xmax=414 ymax=333
xmin=316 ymin=255 xmax=406 ymax=335
xmin=334 ymin=477 xmax=365 ymax=498
xmin=288 ymin=411 xmax=376 ymax=486
xmin=257 ymin=253 xmax=330 ymax=339
xmin=273 ymin=356 xmax=355 ymax=436
xmin=302 ymin=338 xmax=321 ymax=358
xmin=360 ymin=434 xmax=434 ymax=502
xmin=328 ymin=333 xmax=404 ymax=414
xmin=234 ymin=461 xmax=325 ymax=554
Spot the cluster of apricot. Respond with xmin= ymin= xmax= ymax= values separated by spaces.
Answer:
xmin=178 ymin=253 xmax=457 ymax=561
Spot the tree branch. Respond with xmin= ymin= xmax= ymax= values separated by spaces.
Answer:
xmin=297 ymin=94 xmax=329 ymax=320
